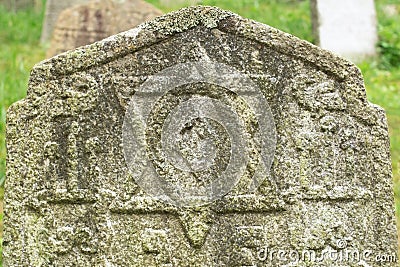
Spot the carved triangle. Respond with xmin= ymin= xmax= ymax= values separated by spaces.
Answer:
xmin=177 ymin=208 xmax=214 ymax=248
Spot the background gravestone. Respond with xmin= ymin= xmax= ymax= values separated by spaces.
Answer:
xmin=0 ymin=0 xmax=36 ymax=11
xmin=311 ymin=0 xmax=378 ymax=62
xmin=4 ymin=6 xmax=398 ymax=266
xmin=40 ymin=0 xmax=91 ymax=43
xmin=46 ymin=0 xmax=162 ymax=57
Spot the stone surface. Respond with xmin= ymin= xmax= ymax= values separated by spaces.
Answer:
xmin=311 ymin=0 xmax=378 ymax=62
xmin=4 ymin=5 xmax=398 ymax=266
xmin=40 ymin=0 xmax=92 ymax=43
xmin=46 ymin=0 xmax=163 ymax=57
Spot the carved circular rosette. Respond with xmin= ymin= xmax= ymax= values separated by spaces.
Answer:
xmin=123 ymin=61 xmax=276 ymax=207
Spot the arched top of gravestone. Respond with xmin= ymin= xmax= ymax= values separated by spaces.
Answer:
xmin=32 ymin=5 xmax=362 ymax=85
xmin=46 ymin=0 xmax=163 ymax=57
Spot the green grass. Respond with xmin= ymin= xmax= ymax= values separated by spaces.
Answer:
xmin=0 ymin=0 xmax=399 ymax=263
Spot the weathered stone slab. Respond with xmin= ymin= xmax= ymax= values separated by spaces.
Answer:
xmin=4 ymin=6 xmax=398 ymax=266
xmin=46 ymin=0 xmax=162 ymax=57
xmin=40 ymin=0 xmax=91 ymax=43
xmin=311 ymin=0 xmax=378 ymax=62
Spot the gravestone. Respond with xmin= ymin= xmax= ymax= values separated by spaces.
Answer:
xmin=311 ymin=0 xmax=378 ymax=62
xmin=46 ymin=0 xmax=162 ymax=57
xmin=40 ymin=0 xmax=91 ymax=43
xmin=4 ymin=6 xmax=398 ymax=266
xmin=0 ymin=0 xmax=35 ymax=11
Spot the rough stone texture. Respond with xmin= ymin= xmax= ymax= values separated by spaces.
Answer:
xmin=311 ymin=0 xmax=378 ymax=62
xmin=40 ymin=0 xmax=92 ymax=43
xmin=4 ymin=6 xmax=398 ymax=266
xmin=46 ymin=0 xmax=162 ymax=57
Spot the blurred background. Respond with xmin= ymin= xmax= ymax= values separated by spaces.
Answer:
xmin=0 ymin=0 xmax=399 ymax=264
